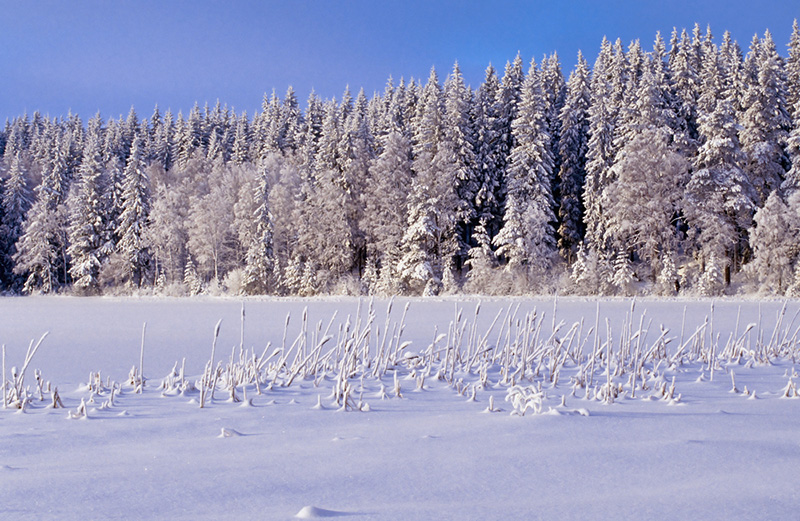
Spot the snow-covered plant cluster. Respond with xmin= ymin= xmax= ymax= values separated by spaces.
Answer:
xmin=6 ymin=299 xmax=800 ymax=422
xmin=0 ymin=22 xmax=799 ymax=297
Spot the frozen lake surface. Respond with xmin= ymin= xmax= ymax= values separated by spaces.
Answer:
xmin=1 ymin=296 xmax=799 ymax=520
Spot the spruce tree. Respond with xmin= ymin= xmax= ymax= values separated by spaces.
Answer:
xmin=361 ymin=130 xmax=412 ymax=293
xmin=241 ymin=162 xmax=275 ymax=294
xmin=67 ymin=134 xmax=109 ymax=291
xmin=583 ymin=37 xmax=615 ymax=251
xmin=443 ymin=62 xmax=478 ymax=271
xmin=556 ymin=51 xmax=591 ymax=262
xmin=604 ymin=68 xmax=689 ymax=279
xmin=494 ymin=59 xmax=557 ymax=280
xmin=116 ymin=134 xmax=151 ymax=287
xmin=0 ymin=152 xmax=32 ymax=289
xmin=469 ymin=64 xmax=502 ymax=265
xmin=398 ymin=68 xmax=459 ymax=295
xmin=740 ymin=31 xmax=791 ymax=206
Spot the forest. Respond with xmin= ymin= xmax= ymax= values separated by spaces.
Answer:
xmin=0 ymin=22 xmax=799 ymax=297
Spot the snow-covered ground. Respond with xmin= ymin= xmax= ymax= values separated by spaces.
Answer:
xmin=2 ymin=296 xmax=800 ymax=520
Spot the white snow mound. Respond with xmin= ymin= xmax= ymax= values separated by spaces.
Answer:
xmin=218 ymin=427 xmax=243 ymax=438
xmin=294 ymin=505 xmax=349 ymax=518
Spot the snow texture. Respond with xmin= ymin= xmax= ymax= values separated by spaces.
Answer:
xmin=2 ymin=296 xmax=800 ymax=520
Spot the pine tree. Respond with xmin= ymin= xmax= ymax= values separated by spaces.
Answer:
xmin=116 ymin=134 xmax=151 ymax=287
xmin=583 ymin=38 xmax=616 ymax=250
xmin=280 ymin=86 xmax=304 ymax=152
xmin=685 ymin=94 xmax=755 ymax=281
xmin=604 ymin=68 xmax=689 ymax=279
xmin=495 ymin=54 xmax=525 ymax=190
xmin=241 ymin=162 xmax=275 ymax=294
xmin=740 ymin=31 xmax=791 ymax=206
xmin=299 ymin=90 xmax=324 ymax=170
xmin=337 ymin=88 xmax=374 ymax=275
xmin=494 ymin=59 xmax=557 ymax=279
xmin=315 ymin=99 xmax=341 ymax=174
xmin=443 ymin=62 xmax=478 ymax=271
xmin=786 ymin=20 xmax=800 ymax=115
xmin=747 ymin=191 xmax=799 ymax=293
xmin=556 ymin=51 xmax=591 ymax=262
xmin=542 ymin=53 xmax=566 ymax=224
xmin=671 ymin=28 xmax=701 ymax=150
xmin=786 ymin=98 xmax=800 ymax=191
xmin=184 ymin=257 xmax=203 ymax=295
xmin=469 ymin=65 xmax=502 ymax=265
xmin=398 ymin=68 xmax=459 ymax=295
xmin=612 ymin=249 xmax=636 ymax=295
xmin=362 ymin=130 xmax=412 ymax=294
xmin=67 ymin=134 xmax=109 ymax=291
xmin=230 ymin=112 xmax=250 ymax=165
xmin=0 ymin=151 xmax=32 ymax=289
xmin=13 ymin=131 xmax=72 ymax=293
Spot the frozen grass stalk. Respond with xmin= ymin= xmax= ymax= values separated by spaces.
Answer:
xmin=2 ymin=344 xmax=5 ymax=409
xmin=137 ymin=322 xmax=146 ymax=392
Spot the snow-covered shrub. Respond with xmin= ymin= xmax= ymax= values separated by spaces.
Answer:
xmin=222 ymin=268 xmax=246 ymax=296
xmin=656 ymin=253 xmax=679 ymax=296
xmin=697 ymin=253 xmax=727 ymax=296
xmin=506 ymin=384 xmax=544 ymax=416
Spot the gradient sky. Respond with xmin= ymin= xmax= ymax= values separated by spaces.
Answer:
xmin=0 ymin=0 xmax=797 ymax=122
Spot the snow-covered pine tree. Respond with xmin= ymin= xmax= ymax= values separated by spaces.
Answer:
xmin=377 ymin=76 xmax=404 ymax=138
xmin=604 ymin=67 xmax=689 ymax=280
xmin=115 ymin=133 xmax=151 ymax=287
xmin=747 ymin=191 xmax=799 ymax=294
xmin=583 ymin=37 xmax=615 ymax=251
xmin=0 ymin=151 xmax=32 ymax=290
xmin=495 ymin=53 xmax=525 ymax=187
xmin=298 ymin=90 xmax=324 ymax=171
xmin=556 ymin=51 xmax=591 ymax=263
xmin=337 ymin=88 xmax=374 ymax=276
xmin=493 ymin=58 xmax=557 ymax=283
xmin=612 ymin=249 xmax=636 ymax=296
xmin=315 ymin=99 xmax=341 ymax=175
xmin=13 ymin=131 xmax=72 ymax=293
xmin=685 ymin=46 xmax=756 ymax=284
xmin=788 ymin=20 xmax=800 ymax=117
xmin=740 ymin=31 xmax=791 ymax=206
xmin=279 ymin=86 xmax=304 ymax=152
xmin=468 ymin=64 xmax=502 ymax=268
xmin=241 ymin=161 xmax=276 ymax=294
xmin=120 ymin=107 xmax=139 ymax=163
xmin=398 ymin=67 xmax=459 ymax=295
xmin=443 ymin=62 xmax=478 ymax=273
xmin=786 ymin=98 xmax=800 ymax=191
xmin=671 ymin=28 xmax=701 ymax=152
xmin=184 ymin=257 xmax=203 ymax=296
xmin=67 ymin=132 xmax=109 ymax=291
xmin=144 ymin=105 xmax=162 ymax=165
xmin=542 ymin=53 xmax=566 ymax=211
xmin=361 ymin=130 xmax=413 ymax=294
xmin=230 ymin=111 xmax=250 ymax=166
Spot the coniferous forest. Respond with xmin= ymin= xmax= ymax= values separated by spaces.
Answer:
xmin=2 ymin=23 xmax=800 ymax=297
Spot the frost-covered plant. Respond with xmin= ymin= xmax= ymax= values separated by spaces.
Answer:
xmin=781 ymin=377 xmax=798 ymax=398
xmin=506 ymin=384 xmax=544 ymax=416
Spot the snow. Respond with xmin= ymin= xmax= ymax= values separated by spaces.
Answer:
xmin=2 ymin=296 xmax=800 ymax=520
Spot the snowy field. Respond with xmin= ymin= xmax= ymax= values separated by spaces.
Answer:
xmin=2 ymin=296 xmax=800 ymax=520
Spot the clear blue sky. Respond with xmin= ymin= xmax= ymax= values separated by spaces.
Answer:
xmin=0 ymin=0 xmax=797 ymax=122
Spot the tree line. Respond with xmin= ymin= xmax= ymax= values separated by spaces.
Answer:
xmin=1 ymin=22 xmax=799 ymax=297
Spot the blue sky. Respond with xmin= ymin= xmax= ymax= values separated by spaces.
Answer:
xmin=0 ymin=0 xmax=797 ymax=122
